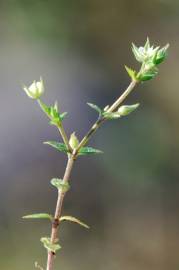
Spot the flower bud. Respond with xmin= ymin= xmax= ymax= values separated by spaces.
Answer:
xmin=69 ymin=132 xmax=79 ymax=149
xmin=23 ymin=78 xmax=44 ymax=99
xmin=118 ymin=103 xmax=139 ymax=116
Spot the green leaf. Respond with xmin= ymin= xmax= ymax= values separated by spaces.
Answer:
xmin=125 ymin=66 xmax=137 ymax=81
xmin=60 ymin=216 xmax=90 ymax=229
xmin=51 ymin=178 xmax=70 ymax=192
xmin=38 ymin=100 xmax=51 ymax=117
xmin=102 ymin=111 xmax=121 ymax=119
xmin=79 ymin=146 xmax=103 ymax=155
xmin=41 ymin=237 xmax=61 ymax=253
xmin=44 ymin=141 xmax=69 ymax=153
xmin=87 ymin=103 xmax=102 ymax=115
xmin=23 ymin=213 xmax=52 ymax=220
xmin=117 ymin=103 xmax=140 ymax=116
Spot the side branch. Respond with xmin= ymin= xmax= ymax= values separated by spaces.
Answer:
xmin=76 ymin=80 xmax=138 ymax=151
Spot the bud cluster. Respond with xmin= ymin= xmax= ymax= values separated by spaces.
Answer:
xmin=132 ymin=38 xmax=169 ymax=81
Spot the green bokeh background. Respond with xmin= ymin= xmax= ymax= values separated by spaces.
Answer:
xmin=0 ymin=1 xmax=179 ymax=269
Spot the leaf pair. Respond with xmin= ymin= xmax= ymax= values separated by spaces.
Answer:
xmin=23 ymin=213 xmax=89 ymax=229
xmin=44 ymin=141 xmax=103 ymax=156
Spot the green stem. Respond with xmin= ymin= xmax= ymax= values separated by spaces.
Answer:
xmin=56 ymin=123 xmax=72 ymax=152
xmin=46 ymin=154 xmax=75 ymax=270
xmin=46 ymin=79 xmax=138 ymax=270
xmin=76 ymin=80 xmax=138 ymax=151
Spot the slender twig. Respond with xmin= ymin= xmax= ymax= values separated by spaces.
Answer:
xmin=76 ymin=80 xmax=138 ymax=151
xmin=56 ymin=123 xmax=72 ymax=152
xmin=46 ymin=79 xmax=138 ymax=270
xmin=107 ymin=80 xmax=137 ymax=113
xmin=46 ymin=153 xmax=76 ymax=270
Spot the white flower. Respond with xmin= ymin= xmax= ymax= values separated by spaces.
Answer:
xmin=23 ymin=78 xmax=44 ymax=99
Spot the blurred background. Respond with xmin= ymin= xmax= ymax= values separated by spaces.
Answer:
xmin=0 ymin=0 xmax=179 ymax=269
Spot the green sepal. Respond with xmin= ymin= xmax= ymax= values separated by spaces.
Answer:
xmin=132 ymin=43 xmax=143 ymax=62
xmin=154 ymin=44 xmax=169 ymax=65
xmin=22 ymin=213 xmax=52 ymax=220
xmin=51 ymin=178 xmax=70 ymax=192
xmin=44 ymin=141 xmax=69 ymax=153
xmin=60 ymin=216 xmax=90 ymax=229
xmin=40 ymin=237 xmax=61 ymax=253
xmin=118 ymin=103 xmax=139 ymax=116
xmin=144 ymin=37 xmax=150 ymax=50
xmin=137 ymin=69 xmax=158 ymax=81
xmin=87 ymin=103 xmax=102 ymax=116
xmin=125 ymin=66 xmax=137 ymax=81
xmin=102 ymin=111 xmax=121 ymax=120
xmin=79 ymin=146 xmax=103 ymax=155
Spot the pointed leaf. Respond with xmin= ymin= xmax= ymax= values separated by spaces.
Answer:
xmin=154 ymin=44 xmax=169 ymax=65
xmin=40 ymin=237 xmax=61 ymax=253
xmin=125 ymin=66 xmax=137 ymax=81
xmin=60 ymin=216 xmax=90 ymax=229
xmin=23 ymin=213 xmax=52 ymax=220
xmin=79 ymin=146 xmax=103 ymax=155
xmin=87 ymin=103 xmax=102 ymax=115
xmin=51 ymin=178 xmax=70 ymax=192
xmin=38 ymin=100 xmax=51 ymax=117
xmin=44 ymin=141 xmax=69 ymax=153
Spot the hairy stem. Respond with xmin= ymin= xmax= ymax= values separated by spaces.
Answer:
xmin=46 ymin=154 xmax=75 ymax=270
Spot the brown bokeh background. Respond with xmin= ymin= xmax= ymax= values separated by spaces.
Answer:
xmin=0 ymin=1 xmax=179 ymax=269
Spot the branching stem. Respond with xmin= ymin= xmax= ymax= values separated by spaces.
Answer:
xmin=76 ymin=80 xmax=138 ymax=150
xmin=46 ymin=79 xmax=138 ymax=270
xmin=46 ymin=154 xmax=75 ymax=270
